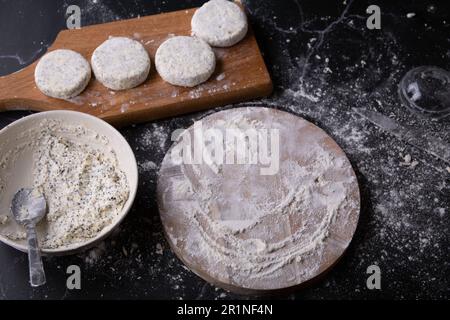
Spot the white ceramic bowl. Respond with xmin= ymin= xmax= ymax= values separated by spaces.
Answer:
xmin=0 ymin=111 xmax=138 ymax=255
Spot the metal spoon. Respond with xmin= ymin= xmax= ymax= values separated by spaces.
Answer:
xmin=11 ymin=188 xmax=47 ymax=287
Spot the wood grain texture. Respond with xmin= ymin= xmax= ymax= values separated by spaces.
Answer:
xmin=157 ymin=107 xmax=361 ymax=295
xmin=0 ymin=6 xmax=272 ymax=126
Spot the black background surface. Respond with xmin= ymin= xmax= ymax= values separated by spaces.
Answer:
xmin=0 ymin=0 xmax=448 ymax=299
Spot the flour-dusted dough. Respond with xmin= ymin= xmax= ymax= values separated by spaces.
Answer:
xmin=191 ymin=0 xmax=248 ymax=47
xmin=34 ymin=49 xmax=91 ymax=99
xmin=155 ymin=36 xmax=216 ymax=87
xmin=91 ymin=37 xmax=151 ymax=90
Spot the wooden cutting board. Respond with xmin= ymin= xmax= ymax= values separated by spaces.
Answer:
xmin=0 ymin=6 xmax=272 ymax=126
xmin=157 ymin=107 xmax=360 ymax=294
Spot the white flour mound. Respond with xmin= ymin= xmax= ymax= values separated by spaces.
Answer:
xmin=91 ymin=37 xmax=151 ymax=90
xmin=191 ymin=0 xmax=248 ymax=47
xmin=155 ymin=36 xmax=216 ymax=87
xmin=158 ymin=107 xmax=360 ymax=290
xmin=34 ymin=49 xmax=91 ymax=99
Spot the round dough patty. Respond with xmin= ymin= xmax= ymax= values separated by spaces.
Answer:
xmin=34 ymin=49 xmax=91 ymax=99
xmin=91 ymin=37 xmax=151 ymax=90
xmin=191 ymin=0 xmax=248 ymax=47
xmin=155 ymin=36 xmax=216 ymax=87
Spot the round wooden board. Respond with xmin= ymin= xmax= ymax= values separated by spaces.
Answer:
xmin=157 ymin=107 xmax=360 ymax=294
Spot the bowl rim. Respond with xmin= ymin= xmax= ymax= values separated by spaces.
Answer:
xmin=0 ymin=110 xmax=138 ymax=255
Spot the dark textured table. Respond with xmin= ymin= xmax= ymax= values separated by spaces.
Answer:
xmin=0 ymin=0 xmax=448 ymax=300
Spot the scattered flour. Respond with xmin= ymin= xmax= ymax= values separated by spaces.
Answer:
xmin=155 ymin=243 xmax=164 ymax=255
xmin=139 ymin=160 xmax=158 ymax=172
xmin=120 ymin=103 xmax=130 ymax=113
xmin=140 ymin=123 xmax=170 ymax=151
xmin=216 ymin=73 xmax=226 ymax=81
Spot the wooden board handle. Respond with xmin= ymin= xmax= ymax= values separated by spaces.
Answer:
xmin=0 ymin=62 xmax=37 ymax=111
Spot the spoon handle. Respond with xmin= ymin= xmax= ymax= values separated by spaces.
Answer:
xmin=26 ymin=224 xmax=46 ymax=287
